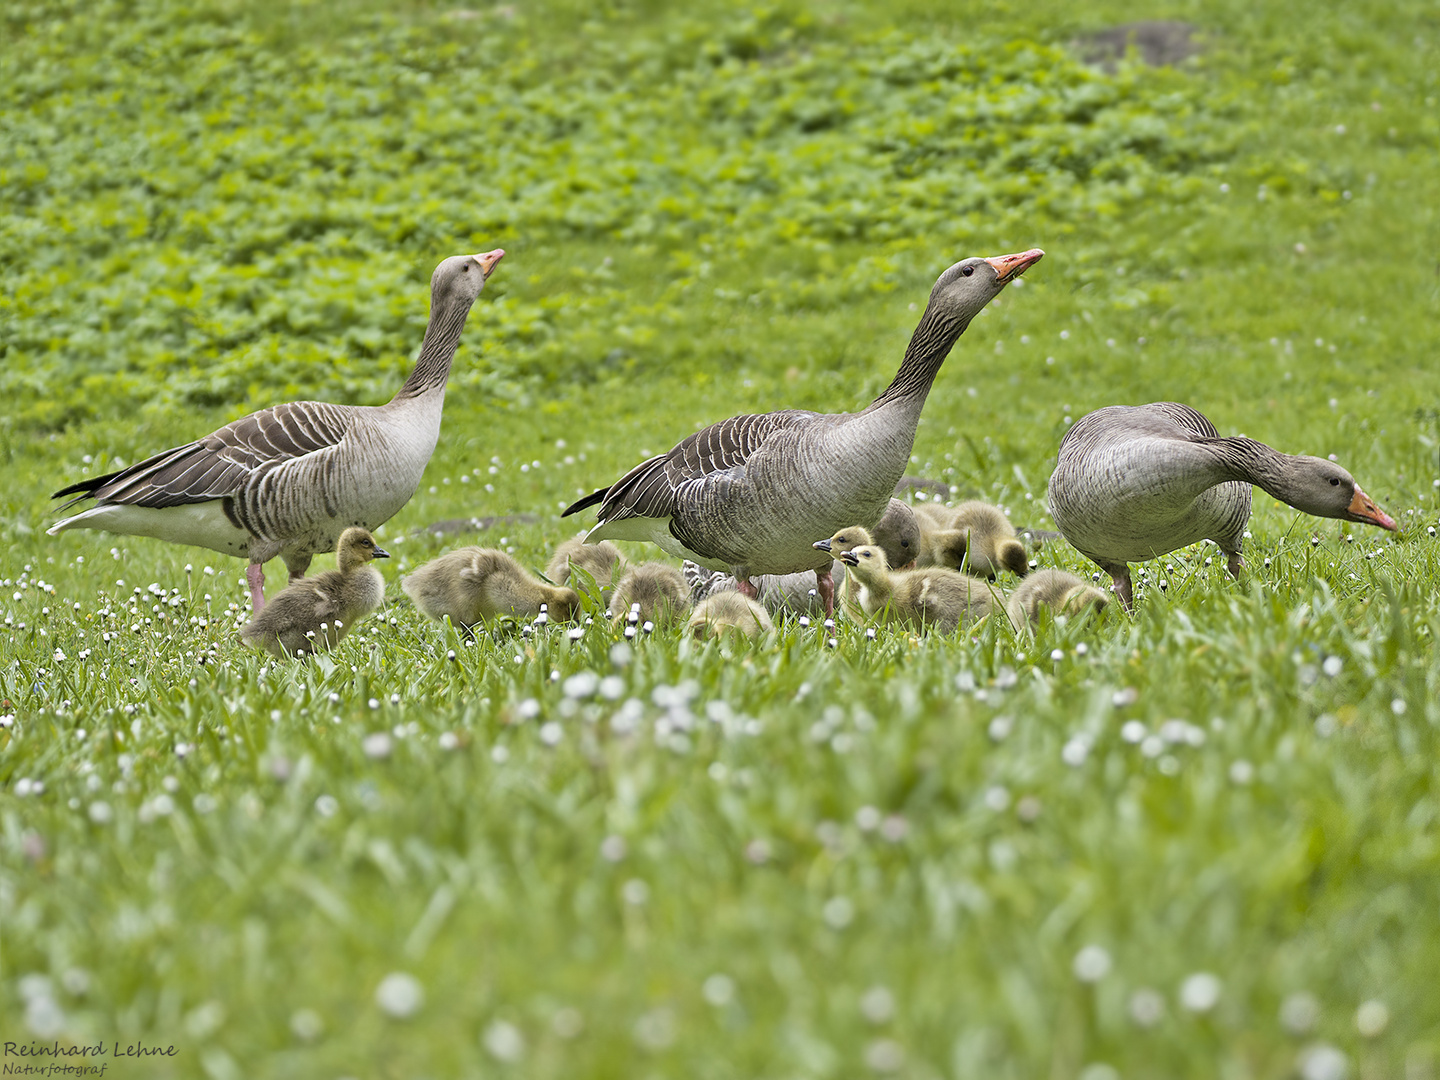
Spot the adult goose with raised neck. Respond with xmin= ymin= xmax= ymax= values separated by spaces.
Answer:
xmin=49 ymin=250 xmax=504 ymax=611
xmin=562 ymin=248 xmax=1044 ymax=613
xmin=1046 ymin=401 xmax=1397 ymax=609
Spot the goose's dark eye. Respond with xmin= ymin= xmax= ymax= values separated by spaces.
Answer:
xmin=961 ymin=266 xmax=975 ymax=277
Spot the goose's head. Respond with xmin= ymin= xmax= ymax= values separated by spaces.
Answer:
xmin=1286 ymin=458 xmax=1397 ymax=531
xmin=814 ymin=525 xmax=876 ymax=557
xmin=337 ymin=527 xmax=390 ymax=572
xmin=432 ymin=249 xmax=505 ymax=310
xmin=874 ymin=499 xmax=921 ymax=569
xmin=838 ymin=544 xmax=890 ymax=583
xmin=926 ymin=248 xmax=1044 ymax=323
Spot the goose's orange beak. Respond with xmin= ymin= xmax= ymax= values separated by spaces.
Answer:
xmin=473 ymin=249 xmax=505 ymax=277
xmin=1347 ymin=485 xmax=1397 ymax=531
xmin=984 ymin=248 xmax=1045 ymax=284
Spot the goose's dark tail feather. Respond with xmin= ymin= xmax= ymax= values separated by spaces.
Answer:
xmin=562 ymin=488 xmax=609 ymax=518
xmin=52 ymin=471 xmax=120 ymax=502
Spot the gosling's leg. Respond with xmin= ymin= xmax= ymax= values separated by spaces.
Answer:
xmin=245 ymin=563 xmax=267 ymax=612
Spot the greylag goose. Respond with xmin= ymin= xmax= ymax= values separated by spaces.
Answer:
xmin=917 ymin=500 xmax=1030 ymax=578
xmin=838 ymin=545 xmax=996 ymax=634
xmin=49 ymin=250 xmax=505 ymax=612
xmin=240 ymin=527 xmax=388 ymax=658
xmin=687 ymin=592 xmax=775 ymax=641
xmin=401 ymin=547 xmax=580 ymax=627
xmin=685 ymin=498 xmax=920 ymax=615
xmin=1047 ymin=402 xmax=1398 ymax=609
xmin=562 ymin=249 xmax=1044 ymax=614
xmin=608 ymin=563 xmax=691 ymax=625
xmin=1005 ymin=568 xmax=1109 ymax=630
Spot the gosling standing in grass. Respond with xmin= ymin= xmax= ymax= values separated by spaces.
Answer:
xmin=1005 ymin=568 xmax=1110 ymax=630
xmin=813 ymin=521 xmax=904 ymax=619
xmin=402 ymin=547 xmax=580 ymax=626
xmin=916 ymin=500 xmax=1030 ymax=578
xmin=609 ymin=563 xmax=690 ymax=625
xmin=686 ymin=498 xmax=921 ymax=616
xmin=838 ymin=545 xmax=995 ymax=634
xmin=687 ymin=592 xmax=775 ymax=641
xmin=240 ymin=527 xmax=388 ymax=658
xmin=546 ymin=537 xmax=624 ymax=596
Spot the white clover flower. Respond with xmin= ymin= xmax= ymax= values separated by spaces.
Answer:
xmin=1179 ymin=972 xmax=1221 ymax=1012
xmin=703 ymin=974 xmax=736 ymax=1007
xmin=375 ymin=973 xmax=423 ymax=1019
xmin=1072 ymin=945 xmax=1112 ymax=983
xmin=483 ymin=1019 xmax=525 ymax=1062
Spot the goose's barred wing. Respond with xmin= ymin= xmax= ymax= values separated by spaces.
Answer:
xmin=54 ymin=401 xmax=356 ymax=510
xmin=563 ymin=410 xmax=818 ymax=522
xmin=1147 ymin=402 xmax=1220 ymax=439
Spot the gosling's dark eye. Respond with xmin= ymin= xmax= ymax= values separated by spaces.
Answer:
xmin=462 ymin=264 xmax=470 ymax=272
xmin=901 ymin=540 xmax=910 ymax=547
xmin=862 ymin=551 xmax=872 ymax=559
xmin=1330 ymin=478 xmax=1340 ymax=486
xmin=961 ymin=266 xmax=975 ymax=277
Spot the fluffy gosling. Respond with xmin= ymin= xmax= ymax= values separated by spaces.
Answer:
xmin=401 ymin=547 xmax=580 ymax=627
xmin=682 ymin=499 xmax=922 ymax=616
xmin=546 ymin=537 xmax=623 ymax=590
xmin=609 ymin=562 xmax=691 ymax=625
xmin=839 ymin=544 xmax=996 ymax=634
xmin=240 ymin=527 xmax=388 ymax=658
xmin=917 ymin=500 xmax=1029 ymax=579
xmin=1005 ymin=568 xmax=1109 ymax=630
xmin=687 ymin=592 xmax=775 ymax=641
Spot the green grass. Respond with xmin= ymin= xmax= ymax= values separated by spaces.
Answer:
xmin=4 ymin=0 xmax=1440 ymax=1077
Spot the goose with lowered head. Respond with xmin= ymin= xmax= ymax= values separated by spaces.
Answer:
xmin=1047 ymin=402 xmax=1397 ymax=609
xmin=562 ymin=249 xmax=1044 ymax=614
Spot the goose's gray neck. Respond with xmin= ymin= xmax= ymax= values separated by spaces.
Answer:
xmin=1203 ymin=437 xmax=1297 ymax=502
xmin=868 ymin=305 xmax=971 ymax=409
xmin=392 ymin=295 xmax=474 ymax=401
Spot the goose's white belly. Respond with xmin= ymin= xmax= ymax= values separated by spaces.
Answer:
xmin=49 ymin=502 xmax=252 ymax=556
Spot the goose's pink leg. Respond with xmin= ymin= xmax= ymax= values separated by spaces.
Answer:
xmin=735 ymin=577 xmax=759 ymax=600
xmin=246 ymin=563 xmax=267 ymax=612
xmin=1101 ymin=563 xmax=1133 ymax=613
xmin=816 ymin=566 xmax=836 ymax=617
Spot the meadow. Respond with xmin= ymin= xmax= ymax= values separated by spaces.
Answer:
xmin=2 ymin=0 xmax=1440 ymax=1077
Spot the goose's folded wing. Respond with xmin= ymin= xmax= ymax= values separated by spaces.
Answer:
xmin=1148 ymin=402 xmax=1220 ymax=439
xmin=53 ymin=401 xmax=356 ymax=510
xmin=567 ymin=410 xmax=818 ymax=523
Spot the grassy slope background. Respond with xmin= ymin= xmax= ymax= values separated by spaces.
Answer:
xmin=3 ymin=0 xmax=1440 ymax=1078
